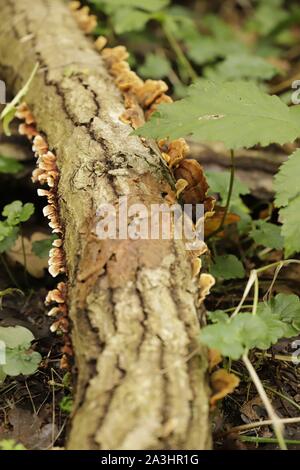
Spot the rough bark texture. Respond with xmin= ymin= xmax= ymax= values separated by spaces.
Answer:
xmin=0 ymin=0 xmax=211 ymax=450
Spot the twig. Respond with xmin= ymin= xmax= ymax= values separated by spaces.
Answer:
xmin=255 ymin=351 xmax=299 ymax=363
xmin=264 ymin=384 xmax=300 ymax=412
xmin=252 ymin=274 xmax=259 ymax=316
xmin=225 ymin=416 xmax=300 ymax=435
xmin=240 ymin=436 xmax=300 ymax=445
xmin=242 ymin=352 xmax=287 ymax=450
xmin=231 ymin=270 xmax=257 ymax=318
xmin=162 ymin=23 xmax=197 ymax=82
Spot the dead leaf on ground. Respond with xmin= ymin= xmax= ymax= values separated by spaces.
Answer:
xmin=210 ymin=369 xmax=240 ymax=407
xmin=208 ymin=348 xmax=222 ymax=371
xmin=0 ymin=407 xmax=57 ymax=450
xmin=240 ymin=395 xmax=266 ymax=423
xmin=7 ymin=232 xmax=49 ymax=278
xmin=205 ymin=206 xmax=240 ymax=237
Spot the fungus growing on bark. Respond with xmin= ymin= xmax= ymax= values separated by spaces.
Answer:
xmin=32 ymin=134 xmax=48 ymax=155
xmin=45 ymin=282 xmax=66 ymax=305
xmin=94 ymin=36 xmax=107 ymax=52
xmin=69 ymin=2 xmax=97 ymax=34
xmin=175 ymin=178 xmax=189 ymax=198
xmin=192 ymin=257 xmax=202 ymax=277
xmin=49 ymin=247 xmax=66 ymax=278
xmin=145 ymin=93 xmax=173 ymax=119
xmin=101 ymin=46 xmax=129 ymax=66
xmin=19 ymin=123 xmax=38 ymax=140
xmin=135 ymin=79 xmax=169 ymax=108
xmin=174 ymin=159 xmax=209 ymax=205
xmin=16 ymin=102 xmax=35 ymax=124
xmin=16 ymin=102 xmax=71 ymax=366
xmin=198 ymin=273 xmax=215 ymax=305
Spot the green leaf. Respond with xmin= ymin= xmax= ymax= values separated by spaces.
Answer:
xmin=0 ymin=326 xmax=40 ymax=378
xmin=279 ymin=197 xmax=300 ymax=256
xmin=162 ymin=6 xmax=196 ymax=36
xmin=201 ymin=321 xmax=245 ymax=360
xmin=202 ymin=14 xmax=240 ymax=40
xmin=2 ymin=201 xmax=35 ymax=226
xmin=202 ymin=293 xmax=300 ymax=360
xmin=0 ymin=63 xmax=38 ymax=136
xmin=207 ymin=310 xmax=230 ymax=323
xmin=257 ymin=293 xmax=300 ymax=335
xmin=135 ymin=80 xmax=300 ymax=150
xmin=185 ymin=36 xmax=245 ymax=66
xmin=2 ymin=108 xmax=17 ymax=137
xmin=32 ymin=235 xmax=57 ymax=259
xmin=113 ymin=9 xmax=150 ymax=34
xmin=0 ymin=439 xmax=26 ymax=450
xmin=274 ymin=149 xmax=300 ymax=207
xmin=0 ymin=223 xmax=19 ymax=253
xmin=0 ymin=367 xmax=7 ymax=383
xmin=271 ymin=293 xmax=300 ymax=329
xmin=3 ymin=349 xmax=41 ymax=377
xmin=173 ymin=83 xmax=189 ymax=99
xmin=138 ymin=53 xmax=171 ymax=79
xmin=0 ymin=156 xmax=23 ymax=174
xmin=233 ymin=313 xmax=276 ymax=350
xmin=0 ymin=222 xmax=13 ymax=242
xmin=91 ymin=0 xmax=170 ymax=34
xmin=250 ymin=220 xmax=284 ymax=250
xmin=0 ymin=288 xmax=24 ymax=301
xmin=230 ymin=201 xmax=252 ymax=234
xmin=0 ymin=325 xmax=34 ymax=349
xmin=204 ymin=54 xmax=279 ymax=82
xmin=206 ymin=171 xmax=249 ymax=206
xmin=246 ymin=2 xmax=288 ymax=35
xmin=248 ymin=312 xmax=286 ymax=349
xmin=210 ymin=254 xmax=245 ymax=280
xmin=185 ymin=15 xmax=248 ymax=66
xmin=91 ymin=0 xmax=170 ymax=13
xmin=59 ymin=396 xmax=73 ymax=414
xmin=274 ymin=149 xmax=300 ymax=255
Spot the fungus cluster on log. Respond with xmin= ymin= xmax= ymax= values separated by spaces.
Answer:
xmin=16 ymin=102 xmax=71 ymax=369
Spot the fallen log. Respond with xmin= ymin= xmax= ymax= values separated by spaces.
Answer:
xmin=0 ymin=0 xmax=211 ymax=450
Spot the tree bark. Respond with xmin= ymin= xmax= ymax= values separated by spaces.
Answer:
xmin=0 ymin=0 xmax=211 ymax=450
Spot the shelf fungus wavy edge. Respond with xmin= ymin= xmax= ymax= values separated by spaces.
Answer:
xmin=17 ymin=102 xmax=71 ymax=369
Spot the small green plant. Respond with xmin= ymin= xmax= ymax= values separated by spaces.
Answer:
xmin=0 ymin=439 xmax=26 ymax=450
xmin=202 ymin=292 xmax=300 ymax=359
xmin=249 ymin=220 xmax=284 ymax=251
xmin=210 ymin=254 xmax=245 ymax=281
xmin=0 ymin=200 xmax=34 ymax=254
xmin=59 ymin=395 xmax=73 ymax=414
xmin=203 ymin=260 xmax=300 ymax=450
xmin=0 ymin=200 xmax=35 ymax=287
xmin=0 ymin=156 xmax=24 ymax=174
xmin=89 ymin=0 xmax=298 ymax=91
xmin=0 ymin=288 xmax=24 ymax=308
xmin=0 ymin=325 xmax=41 ymax=383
